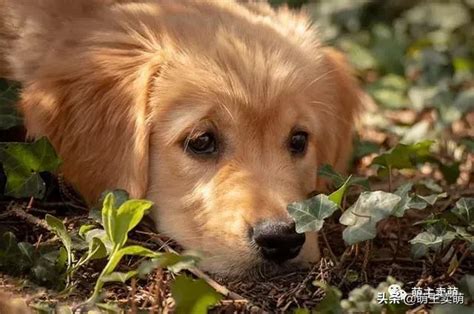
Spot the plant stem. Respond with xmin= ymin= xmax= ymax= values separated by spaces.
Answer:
xmin=88 ymin=245 xmax=120 ymax=303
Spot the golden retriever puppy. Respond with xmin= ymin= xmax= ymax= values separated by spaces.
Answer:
xmin=0 ymin=0 xmax=362 ymax=276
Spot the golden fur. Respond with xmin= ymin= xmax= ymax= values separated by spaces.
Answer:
xmin=0 ymin=0 xmax=362 ymax=276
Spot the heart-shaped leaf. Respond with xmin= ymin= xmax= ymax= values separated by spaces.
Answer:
xmin=0 ymin=138 xmax=61 ymax=198
xmin=371 ymin=140 xmax=434 ymax=172
xmin=0 ymin=80 xmax=22 ymax=130
xmin=409 ymin=230 xmax=456 ymax=259
xmin=340 ymin=191 xmax=401 ymax=245
xmin=288 ymin=194 xmax=339 ymax=233
xmin=392 ymin=183 xmax=414 ymax=217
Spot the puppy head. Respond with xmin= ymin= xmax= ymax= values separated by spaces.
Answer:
xmin=12 ymin=1 xmax=362 ymax=277
xmin=146 ymin=38 xmax=361 ymax=276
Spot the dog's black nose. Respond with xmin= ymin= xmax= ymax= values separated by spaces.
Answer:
xmin=252 ymin=220 xmax=305 ymax=263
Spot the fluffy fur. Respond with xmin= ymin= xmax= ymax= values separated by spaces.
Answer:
xmin=0 ymin=0 xmax=362 ymax=276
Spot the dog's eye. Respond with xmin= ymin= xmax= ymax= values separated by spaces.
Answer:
xmin=185 ymin=132 xmax=217 ymax=156
xmin=289 ymin=131 xmax=308 ymax=155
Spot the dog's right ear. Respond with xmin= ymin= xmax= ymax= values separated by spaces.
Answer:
xmin=6 ymin=0 xmax=164 ymax=202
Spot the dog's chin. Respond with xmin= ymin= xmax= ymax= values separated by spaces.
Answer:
xmin=201 ymin=257 xmax=311 ymax=280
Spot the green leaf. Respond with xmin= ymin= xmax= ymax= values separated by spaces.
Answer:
xmin=104 ymin=245 xmax=160 ymax=274
xmin=171 ymin=275 xmax=222 ymax=314
xmin=329 ymin=175 xmax=351 ymax=207
xmin=0 ymin=80 xmax=22 ymax=130
xmin=94 ymin=189 xmax=130 ymax=224
xmin=101 ymin=271 xmax=137 ymax=283
xmin=101 ymin=193 xmax=116 ymax=246
xmin=313 ymin=281 xmax=343 ymax=314
xmin=78 ymin=224 xmax=96 ymax=239
xmin=318 ymin=164 xmax=370 ymax=190
xmin=138 ymin=252 xmax=200 ymax=276
xmin=83 ymin=228 xmax=113 ymax=254
xmin=392 ymin=183 xmax=414 ymax=217
xmin=371 ymin=140 xmax=434 ymax=172
xmin=318 ymin=164 xmax=346 ymax=187
xmin=451 ymin=198 xmax=474 ymax=225
xmin=114 ymin=199 xmax=153 ymax=247
xmin=340 ymin=191 xmax=401 ymax=245
xmin=367 ymin=74 xmax=409 ymax=109
xmin=288 ymin=194 xmax=339 ymax=233
xmin=0 ymin=137 xmax=61 ymax=198
xmin=86 ymin=237 xmax=108 ymax=261
xmin=101 ymin=192 xmax=153 ymax=248
xmin=453 ymin=226 xmax=474 ymax=249
xmin=45 ymin=215 xmax=72 ymax=264
xmin=17 ymin=242 xmax=35 ymax=264
xmin=409 ymin=230 xmax=456 ymax=259
xmin=353 ymin=140 xmax=380 ymax=160
xmin=118 ymin=245 xmax=158 ymax=258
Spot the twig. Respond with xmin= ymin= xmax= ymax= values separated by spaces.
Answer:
xmin=130 ymin=278 xmax=137 ymax=314
xmin=146 ymin=234 xmax=254 ymax=304
xmin=321 ymin=230 xmax=339 ymax=264
xmin=447 ymin=245 xmax=472 ymax=278
xmin=8 ymin=202 xmax=51 ymax=231
xmin=391 ymin=218 xmax=402 ymax=264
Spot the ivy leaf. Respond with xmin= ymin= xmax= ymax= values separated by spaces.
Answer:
xmin=453 ymin=226 xmax=474 ymax=250
xmin=392 ymin=183 xmax=414 ymax=217
xmin=288 ymin=194 xmax=339 ymax=233
xmin=371 ymin=140 xmax=434 ymax=172
xmin=0 ymin=80 xmax=22 ymax=130
xmin=451 ymin=198 xmax=474 ymax=225
xmin=0 ymin=137 xmax=61 ymax=198
xmin=340 ymin=191 xmax=401 ymax=245
xmin=409 ymin=230 xmax=457 ymax=259
xmin=171 ymin=275 xmax=222 ymax=314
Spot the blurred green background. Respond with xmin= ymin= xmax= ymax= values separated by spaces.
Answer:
xmin=271 ymin=0 xmax=473 ymax=141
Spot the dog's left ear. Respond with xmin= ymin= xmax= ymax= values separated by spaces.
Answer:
xmin=6 ymin=0 xmax=164 ymax=203
xmin=316 ymin=47 xmax=364 ymax=177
